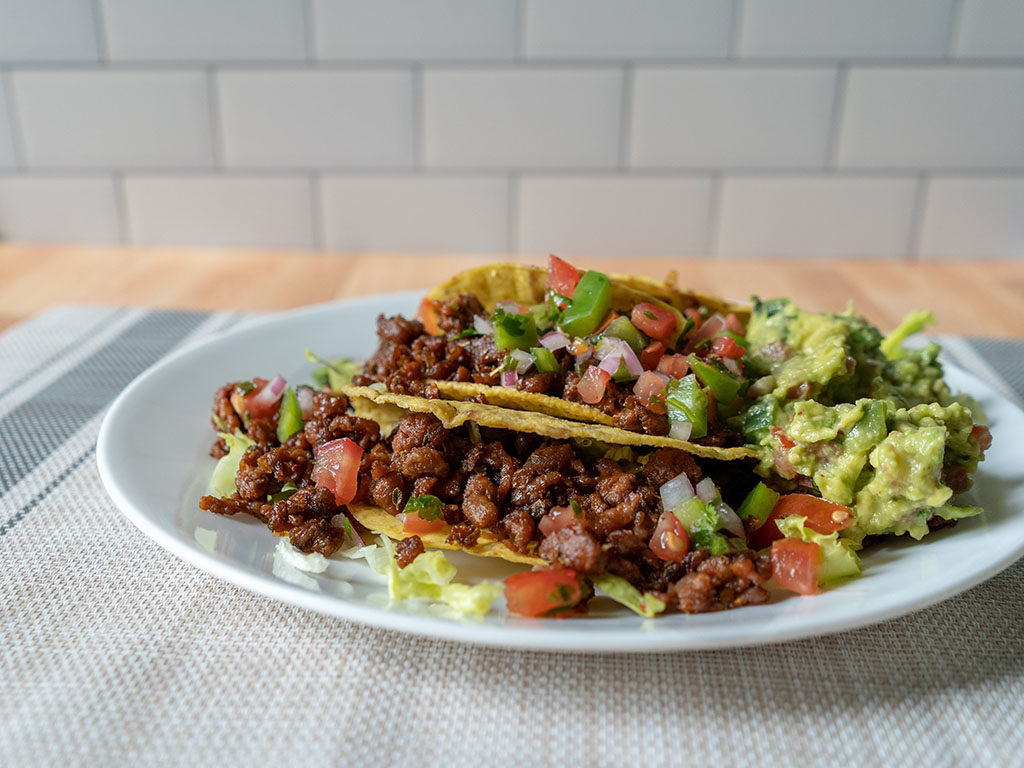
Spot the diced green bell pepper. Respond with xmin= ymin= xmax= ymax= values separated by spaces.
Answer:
xmin=531 ymin=346 xmax=559 ymax=372
xmin=741 ymin=395 xmax=779 ymax=443
xmin=491 ymin=308 xmax=538 ymax=351
xmin=735 ymin=482 xmax=780 ymax=527
xmin=276 ymin=386 xmax=303 ymax=442
xmin=559 ymin=270 xmax=612 ymax=337
xmin=687 ymin=354 xmax=742 ymax=404
xmin=664 ymin=374 xmax=708 ymax=439
xmin=600 ymin=316 xmax=648 ymax=355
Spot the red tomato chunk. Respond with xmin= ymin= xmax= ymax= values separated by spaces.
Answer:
xmin=771 ymin=538 xmax=820 ymax=596
xmin=401 ymin=511 xmax=445 ymax=534
xmin=312 ymin=437 xmax=363 ymax=505
xmin=504 ymin=568 xmax=588 ymax=617
xmin=711 ymin=335 xmax=745 ymax=359
xmin=649 ymin=511 xmax=690 ymax=562
xmin=631 ymin=302 xmax=677 ymax=342
xmin=547 ymin=254 xmax=580 ymax=298
xmin=577 ymin=365 xmax=611 ymax=404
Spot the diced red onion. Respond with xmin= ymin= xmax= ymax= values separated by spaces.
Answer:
xmin=296 ymin=385 xmax=315 ymax=420
xmin=252 ymin=374 xmax=287 ymax=409
xmin=331 ymin=512 xmax=365 ymax=547
xmin=574 ymin=348 xmax=592 ymax=367
xmin=501 ymin=370 xmax=518 ymax=387
xmin=695 ymin=477 xmax=717 ymax=503
xmin=722 ymin=357 xmax=741 ymax=376
xmin=510 ymin=348 xmax=534 ymax=374
xmin=687 ymin=313 xmax=726 ymax=349
xmin=714 ymin=501 xmax=745 ymax=538
xmin=598 ymin=353 xmax=624 ymax=376
xmin=669 ymin=420 xmax=692 ymax=441
xmin=473 ymin=315 xmax=493 ymax=335
xmin=540 ymin=330 xmax=569 ymax=351
xmin=659 ymin=472 xmax=695 ymax=512
xmin=496 ymin=300 xmax=520 ymax=314
xmin=595 ymin=337 xmax=643 ymax=378
xmin=748 ymin=375 xmax=776 ymax=398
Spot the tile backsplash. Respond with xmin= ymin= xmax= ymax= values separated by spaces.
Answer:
xmin=0 ymin=0 xmax=1022 ymax=258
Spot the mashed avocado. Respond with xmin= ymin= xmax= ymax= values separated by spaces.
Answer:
xmin=740 ymin=299 xmax=987 ymax=541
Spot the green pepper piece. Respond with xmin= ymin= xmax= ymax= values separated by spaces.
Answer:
xmin=531 ymin=346 xmax=559 ymax=372
xmin=491 ymin=308 xmax=539 ymax=351
xmin=687 ymin=354 xmax=742 ymax=404
xmin=664 ymin=374 xmax=708 ymax=439
xmin=844 ymin=400 xmax=888 ymax=454
xmin=741 ymin=395 xmax=779 ymax=443
xmin=599 ymin=316 xmax=649 ymax=355
xmin=735 ymin=482 xmax=780 ymax=527
xmin=560 ymin=270 xmax=612 ymax=337
xmin=276 ymin=386 xmax=303 ymax=442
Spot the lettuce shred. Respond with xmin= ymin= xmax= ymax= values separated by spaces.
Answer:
xmin=593 ymin=573 xmax=666 ymax=618
xmin=880 ymin=310 xmax=935 ymax=360
xmin=208 ymin=431 xmax=256 ymax=498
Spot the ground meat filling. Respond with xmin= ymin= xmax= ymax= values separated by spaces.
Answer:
xmin=202 ymin=388 xmax=767 ymax=613
xmin=352 ymin=295 xmax=741 ymax=446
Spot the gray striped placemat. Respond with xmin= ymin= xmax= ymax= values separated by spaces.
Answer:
xmin=1 ymin=305 xmax=1022 ymax=768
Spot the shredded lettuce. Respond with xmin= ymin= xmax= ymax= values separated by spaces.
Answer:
xmin=275 ymin=539 xmax=329 ymax=573
xmin=880 ymin=310 xmax=935 ymax=360
xmin=592 ymin=573 xmax=666 ymax=618
xmin=208 ymin=431 xmax=256 ymax=497
xmin=305 ymin=348 xmax=361 ymax=391
xmin=776 ymin=515 xmax=862 ymax=585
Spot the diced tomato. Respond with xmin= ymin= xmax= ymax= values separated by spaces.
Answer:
xmin=971 ymin=424 xmax=993 ymax=454
xmin=547 ymin=254 xmax=580 ymax=298
xmin=711 ymin=335 xmax=745 ymax=359
xmin=416 ymin=297 xmax=441 ymax=335
xmin=401 ymin=511 xmax=445 ymax=534
xmin=538 ymin=505 xmax=578 ymax=537
xmin=748 ymin=493 xmax=853 ymax=550
xmin=771 ymin=538 xmax=820 ymax=596
xmin=239 ymin=377 xmax=283 ymax=420
xmin=631 ymin=302 xmax=678 ymax=342
xmin=504 ymin=568 xmax=588 ymax=617
xmin=656 ymin=353 xmax=689 ymax=379
xmin=724 ymin=312 xmax=745 ymax=336
xmin=576 ymin=365 xmax=611 ymax=404
xmin=633 ymin=371 xmax=668 ymax=414
xmin=684 ymin=308 xmax=703 ymax=331
xmin=771 ymin=426 xmax=796 ymax=451
xmin=649 ymin=512 xmax=690 ymax=562
xmin=640 ymin=340 xmax=666 ymax=370
xmin=311 ymin=437 xmax=363 ymax=505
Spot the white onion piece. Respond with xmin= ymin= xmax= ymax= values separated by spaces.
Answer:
xmin=596 ymin=337 xmax=643 ymax=377
xmin=688 ymin=313 xmax=726 ymax=349
xmin=660 ymin=472 xmax=695 ymax=512
xmin=695 ymin=477 xmax=717 ymax=503
xmin=669 ymin=420 xmax=692 ymax=441
xmin=473 ymin=315 xmax=493 ymax=335
xmin=722 ymin=357 xmax=741 ymax=376
xmin=252 ymin=374 xmax=287 ymax=409
xmin=714 ymin=501 xmax=745 ymax=538
xmin=495 ymin=300 xmax=520 ymax=314
xmin=331 ymin=512 xmax=365 ymax=547
xmin=574 ymin=348 xmax=592 ymax=367
xmin=296 ymin=386 xmax=315 ymax=419
xmin=501 ymin=370 xmax=518 ymax=387
xmin=539 ymin=330 xmax=569 ymax=351
xmin=510 ymin=348 xmax=534 ymax=374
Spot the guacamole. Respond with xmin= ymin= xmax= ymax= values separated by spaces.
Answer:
xmin=736 ymin=299 xmax=988 ymax=541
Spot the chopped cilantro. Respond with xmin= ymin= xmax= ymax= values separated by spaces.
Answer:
xmin=403 ymin=494 xmax=444 ymax=522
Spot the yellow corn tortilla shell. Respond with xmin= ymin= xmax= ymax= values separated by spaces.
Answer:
xmin=349 ymin=504 xmax=545 ymax=566
xmin=344 ymin=385 xmax=758 ymax=461
xmin=433 ymin=380 xmax=616 ymax=427
xmin=610 ymin=271 xmax=751 ymax=323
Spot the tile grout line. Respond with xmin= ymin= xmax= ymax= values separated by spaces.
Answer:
xmin=205 ymin=67 xmax=224 ymax=168
xmin=824 ymin=63 xmax=849 ymax=169
xmin=309 ymin=172 xmax=324 ymax=250
xmin=506 ymin=173 xmax=519 ymax=254
xmin=905 ymin=173 xmax=930 ymax=261
xmin=704 ymin=173 xmax=723 ymax=257
xmin=89 ymin=0 xmax=109 ymax=63
xmin=411 ymin=64 xmax=424 ymax=170
xmin=617 ymin=65 xmax=633 ymax=171
xmin=302 ymin=0 xmax=316 ymax=63
xmin=1 ymin=68 xmax=28 ymax=170
xmin=514 ymin=0 xmax=526 ymax=61
xmin=728 ymin=0 xmax=745 ymax=58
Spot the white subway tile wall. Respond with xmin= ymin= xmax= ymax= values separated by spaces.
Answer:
xmin=0 ymin=0 xmax=1020 ymax=259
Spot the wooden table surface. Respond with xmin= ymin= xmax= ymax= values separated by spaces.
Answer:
xmin=2 ymin=244 xmax=1022 ymax=337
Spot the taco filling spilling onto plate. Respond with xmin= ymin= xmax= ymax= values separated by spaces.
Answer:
xmin=198 ymin=257 xmax=992 ymax=619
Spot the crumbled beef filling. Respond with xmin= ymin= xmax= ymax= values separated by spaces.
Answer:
xmin=201 ymin=388 xmax=767 ymax=612
xmin=395 ymin=535 xmax=425 ymax=568
xmin=352 ymin=295 xmax=741 ymax=446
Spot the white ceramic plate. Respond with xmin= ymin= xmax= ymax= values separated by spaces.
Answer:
xmin=97 ymin=293 xmax=1024 ymax=652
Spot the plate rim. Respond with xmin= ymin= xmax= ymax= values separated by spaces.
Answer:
xmin=96 ymin=295 xmax=1024 ymax=652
